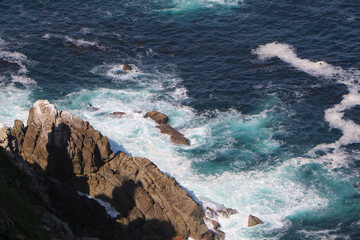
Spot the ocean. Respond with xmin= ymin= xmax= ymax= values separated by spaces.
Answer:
xmin=0 ymin=0 xmax=359 ymax=239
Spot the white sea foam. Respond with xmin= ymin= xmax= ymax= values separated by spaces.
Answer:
xmin=298 ymin=224 xmax=350 ymax=240
xmin=77 ymin=191 xmax=120 ymax=218
xmin=42 ymin=33 xmax=51 ymax=39
xmin=11 ymin=75 xmax=37 ymax=86
xmin=57 ymin=87 xmax=325 ymax=239
xmin=0 ymin=83 xmax=31 ymax=126
xmin=252 ymin=42 xmax=343 ymax=78
xmin=43 ymin=33 xmax=105 ymax=50
xmin=0 ymin=39 xmax=35 ymax=126
xmin=253 ymin=42 xmax=360 ymax=165
xmin=159 ymin=0 xmax=242 ymax=13
xmin=0 ymin=50 xmax=29 ymax=74
xmin=64 ymin=35 xmax=104 ymax=49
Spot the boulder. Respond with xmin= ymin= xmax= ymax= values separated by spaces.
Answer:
xmin=248 ymin=214 xmax=264 ymax=227
xmin=156 ymin=124 xmax=189 ymax=145
xmin=144 ymin=111 xmax=168 ymax=125
xmin=123 ymin=64 xmax=132 ymax=71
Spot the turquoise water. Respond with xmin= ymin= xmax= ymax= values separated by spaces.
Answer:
xmin=1 ymin=0 xmax=360 ymax=239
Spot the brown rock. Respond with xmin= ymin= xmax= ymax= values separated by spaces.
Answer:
xmin=18 ymin=100 xmax=113 ymax=177
xmin=214 ymin=229 xmax=225 ymax=240
xmin=216 ymin=208 xmax=239 ymax=218
xmin=108 ymin=112 xmax=126 ymax=117
xmin=173 ymin=236 xmax=185 ymax=240
xmin=156 ymin=124 xmax=189 ymax=145
xmin=248 ymin=214 xmax=264 ymax=227
xmin=200 ymin=230 xmax=213 ymax=240
xmin=211 ymin=219 xmax=220 ymax=230
xmin=88 ymin=154 xmax=211 ymax=239
xmin=144 ymin=111 xmax=169 ymax=125
xmin=123 ymin=64 xmax=132 ymax=71
xmin=5 ymin=100 xmax=211 ymax=240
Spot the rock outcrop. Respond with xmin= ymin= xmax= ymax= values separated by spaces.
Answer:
xmin=0 ymin=100 xmax=213 ymax=239
xmin=204 ymin=207 xmax=239 ymax=240
xmin=18 ymin=100 xmax=114 ymax=177
xmin=156 ymin=124 xmax=190 ymax=145
xmin=144 ymin=110 xmax=190 ymax=145
xmin=144 ymin=110 xmax=169 ymax=125
xmin=248 ymin=214 xmax=264 ymax=227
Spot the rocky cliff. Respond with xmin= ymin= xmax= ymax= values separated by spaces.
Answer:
xmin=0 ymin=100 xmax=213 ymax=240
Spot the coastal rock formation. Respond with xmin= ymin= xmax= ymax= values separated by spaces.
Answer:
xmin=156 ymin=124 xmax=190 ymax=145
xmin=0 ymin=100 xmax=213 ymax=239
xmin=144 ymin=110 xmax=169 ymax=125
xmin=248 ymin=214 xmax=264 ymax=227
xmin=144 ymin=110 xmax=190 ymax=145
xmin=18 ymin=100 xmax=114 ymax=177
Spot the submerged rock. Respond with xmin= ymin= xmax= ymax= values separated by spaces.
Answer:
xmin=108 ymin=112 xmax=126 ymax=117
xmin=156 ymin=124 xmax=190 ymax=145
xmin=123 ymin=64 xmax=132 ymax=71
xmin=144 ymin=110 xmax=169 ymax=125
xmin=248 ymin=214 xmax=264 ymax=227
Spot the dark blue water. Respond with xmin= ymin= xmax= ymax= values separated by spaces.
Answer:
xmin=1 ymin=0 xmax=360 ymax=239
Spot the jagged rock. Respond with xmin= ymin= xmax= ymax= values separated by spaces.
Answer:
xmin=20 ymin=100 xmax=114 ymax=177
xmin=214 ymin=229 xmax=225 ymax=240
xmin=144 ymin=111 xmax=169 ymax=125
xmin=123 ymin=64 xmax=132 ymax=71
xmin=211 ymin=219 xmax=220 ymax=230
xmin=216 ymin=208 xmax=239 ymax=218
xmin=205 ymin=207 xmax=238 ymax=219
xmin=0 ymin=147 xmax=115 ymax=239
xmin=248 ymin=214 xmax=264 ymax=227
xmin=2 ymin=100 xmax=212 ymax=240
xmin=108 ymin=112 xmax=126 ymax=117
xmin=156 ymin=124 xmax=190 ymax=145
xmin=88 ymin=153 xmax=211 ymax=239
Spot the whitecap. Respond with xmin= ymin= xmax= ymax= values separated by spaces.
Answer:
xmin=253 ymin=42 xmax=360 ymax=158
xmin=64 ymin=35 xmax=105 ymax=50
xmin=0 ymin=50 xmax=29 ymax=74
xmin=11 ymin=75 xmax=37 ymax=86
xmin=77 ymin=191 xmax=120 ymax=218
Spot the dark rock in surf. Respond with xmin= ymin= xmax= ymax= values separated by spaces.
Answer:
xmin=144 ymin=110 xmax=169 ymax=125
xmin=156 ymin=124 xmax=190 ymax=145
xmin=248 ymin=214 xmax=264 ymax=227
xmin=123 ymin=64 xmax=132 ymax=71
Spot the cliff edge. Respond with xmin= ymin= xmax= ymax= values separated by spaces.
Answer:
xmin=0 ymin=100 xmax=213 ymax=240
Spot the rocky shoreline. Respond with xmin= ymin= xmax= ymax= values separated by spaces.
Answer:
xmin=0 ymin=100 xmax=215 ymax=239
